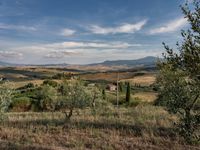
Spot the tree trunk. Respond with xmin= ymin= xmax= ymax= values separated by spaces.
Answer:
xmin=183 ymin=108 xmax=193 ymax=143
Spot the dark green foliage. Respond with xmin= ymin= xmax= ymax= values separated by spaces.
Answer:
xmin=43 ymin=80 xmax=58 ymax=87
xmin=156 ymin=0 xmax=200 ymax=143
xmin=102 ymin=89 xmax=106 ymax=100
xmin=119 ymin=82 xmax=123 ymax=92
xmin=25 ymin=83 xmax=34 ymax=88
xmin=52 ymin=72 xmax=72 ymax=79
xmin=57 ymin=79 xmax=92 ymax=120
xmin=17 ymin=83 xmax=34 ymax=91
xmin=125 ymin=82 xmax=131 ymax=103
xmin=11 ymin=97 xmax=31 ymax=112
xmin=36 ymin=85 xmax=58 ymax=111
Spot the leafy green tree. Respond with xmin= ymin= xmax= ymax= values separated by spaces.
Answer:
xmin=58 ymin=79 xmax=91 ymax=121
xmin=0 ymin=82 xmax=14 ymax=119
xmin=37 ymin=85 xmax=58 ymax=111
xmin=156 ymin=1 xmax=200 ymax=143
xmin=125 ymin=82 xmax=131 ymax=103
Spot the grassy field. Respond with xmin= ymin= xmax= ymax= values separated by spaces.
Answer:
xmin=121 ymin=74 xmax=156 ymax=86
xmin=0 ymin=67 xmax=199 ymax=149
xmin=1 ymin=105 xmax=199 ymax=150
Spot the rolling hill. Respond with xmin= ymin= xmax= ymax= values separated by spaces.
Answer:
xmin=89 ymin=56 xmax=157 ymax=67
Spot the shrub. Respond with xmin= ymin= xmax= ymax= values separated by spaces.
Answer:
xmin=128 ymin=97 xmax=141 ymax=107
xmin=43 ymin=80 xmax=58 ymax=87
xmin=11 ymin=97 xmax=32 ymax=112
xmin=36 ymin=85 xmax=58 ymax=111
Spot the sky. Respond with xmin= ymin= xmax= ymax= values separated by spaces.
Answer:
xmin=0 ymin=0 xmax=191 ymax=64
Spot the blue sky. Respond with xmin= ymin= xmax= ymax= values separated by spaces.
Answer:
xmin=0 ymin=0 xmax=190 ymax=64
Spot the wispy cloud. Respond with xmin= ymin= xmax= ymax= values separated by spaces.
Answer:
xmin=60 ymin=28 xmax=76 ymax=36
xmin=37 ymin=41 xmax=141 ymax=50
xmin=0 ymin=23 xmax=37 ymax=31
xmin=89 ymin=20 xmax=147 ymax=34
xmin=149 ymin=18 xmax=187 ymax=34
xmin=3 ymin=40 xmax=160 ymax=64
xmin=0 ymin=51 xmax=23 ymax=58
xmin=45 ymin=51 xmax=81 ymax=59
xmin=10 ymin=41 xmax=143 ymax=62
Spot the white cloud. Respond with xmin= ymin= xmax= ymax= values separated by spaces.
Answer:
xmin=0 ymin=51 xmax=23 ymax=58
xmin=6 ymin=41 xmax=155 ymax=64
xmin=0 ymin=23 xmax=37 ymax=31
xmin=60 ymin=28 xmax=76 ymax=36
xmin=89 ymin=20 xmax=147 ymax=34
xmin=149 ymin=18 xmax=187 ymax=34
xmin=45 ymin=51 xmax=81 ymax=59
xmin=46 ymin=41 xmax=141 ymax=49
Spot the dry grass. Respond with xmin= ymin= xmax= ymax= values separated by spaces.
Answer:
xmin=0 ymin=105 xmax=198 ymax=150
xmin=80 ymin=72 xmax=137 ymax=82
xmin=133 ymin=92 xmax=158 ymax=102
xmin=122 ymin=74 xmax=156 ymax=86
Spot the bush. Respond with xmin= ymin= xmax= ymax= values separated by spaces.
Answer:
xmin=43 ymin=80 xmax=58 ymax=87
xmin=36 ymin=85 xmax=58 ymax=111
xmin=11 ymin=97 xmax=32 ymax=112
xmin=127 ymin=97 xmax=141 ymax=107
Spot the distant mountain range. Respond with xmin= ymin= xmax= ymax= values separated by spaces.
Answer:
xmin=0 ymin=61 xmax=14 ymax=66
xmin=0 ymin=56 xmax=158 ymax=68
xmin=90 ymin=56 xmax=157 ymax=67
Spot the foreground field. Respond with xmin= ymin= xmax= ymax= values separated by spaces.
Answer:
xmin=0 ymin=67 xmax=199 ymax=149
xmin=0 ymin=105 xmax=199 ymax=150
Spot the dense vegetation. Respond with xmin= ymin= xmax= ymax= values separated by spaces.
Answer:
xmin=156 ymin=1 xmax=200 ymax=144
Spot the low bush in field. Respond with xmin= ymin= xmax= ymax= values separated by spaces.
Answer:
xmin=11 ymin=97 xmax=32 ymax=112
xmin=128 ymin=97 xmax=141 ymax=107
xmin=42 ymin=80 xmax=58 ymax=87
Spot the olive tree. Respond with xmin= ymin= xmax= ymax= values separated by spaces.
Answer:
xmin=0 ymin=82 xmax=14 ymax=119
xmin=58 ymin=79 xmax=92 ymax=121
xmin=156 ymin=0 xmax=200 ymax=143
xmin=37 ymin=85 xmax=58 ymax=111
xmin=87 ymin=85 xmax=107 ymax=116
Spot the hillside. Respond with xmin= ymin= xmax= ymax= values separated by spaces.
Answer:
xmin=92 ymin=56 xmax=157 ymax=67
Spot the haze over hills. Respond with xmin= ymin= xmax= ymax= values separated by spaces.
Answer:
xmin=90 ymin=56 xmax=157 ymax=67
xmin=0 ymin=61 xmax=14 ymax=67
xmin=0 ymin=56 xmax=157 ymax=70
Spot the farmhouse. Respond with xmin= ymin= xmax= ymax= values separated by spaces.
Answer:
xmin=106 ymin=84 xmax=117 ymax=91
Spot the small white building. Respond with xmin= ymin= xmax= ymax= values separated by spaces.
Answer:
xmin=106 ymin=84 xmax=117 ymax=91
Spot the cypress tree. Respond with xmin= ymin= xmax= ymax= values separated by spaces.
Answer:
xmin=102 ymin=89 xmax=106 ymax=100
xmin=126 ymin=82 xmax=131 ymax=103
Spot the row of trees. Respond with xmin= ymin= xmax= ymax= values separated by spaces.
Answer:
xmin=0 ymin=79 xmax=106 ymax=121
